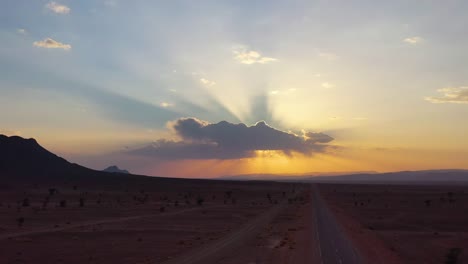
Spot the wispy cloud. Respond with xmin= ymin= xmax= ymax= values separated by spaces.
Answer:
xmin=33 ymin=38 xmax=71 ymax=50
xmin=269 ymin=88 xmax=297 ymax=96
xmin=233 ymin=46 xmax=278 ymax=65
xmin=160 ymin=102 xmax=173 ymax=108
xmin=17 ymin=28 xmax=27 ymax=35
xmin=403 ymin=36 xmax=423 ymax=44
xmin=46 ymin=1 xmax=70 ymax=14
xmin=322 ymin=82 xmax=335 ymax=89
xmin=425 ymin=87 xmax=468 ymax=104
xmin=200 ymin=78 xmax=216 ymax=87
xmin=318 ymin=52 xmax=339 ymax=61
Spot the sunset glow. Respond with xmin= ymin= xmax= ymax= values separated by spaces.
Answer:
xmin=2 ymin=1 xmax=468 ymax=177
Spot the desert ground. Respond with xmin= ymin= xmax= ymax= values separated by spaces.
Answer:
xmin=319 ymin=183 xmax=468 ymax=264
xmin=0 ymin=177 xmax=311 ymax=264
xmin=1 ymin=177 xmax=467 ymax=264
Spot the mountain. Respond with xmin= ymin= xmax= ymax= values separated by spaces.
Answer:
xmin=0 ymin=135 xmax=150 ymax=187
xmin=0 ymin=135 xmax=89 ymax=178
xmin=103 ymin=165 xmax=130 ymax=174
xmin=307 ymin=170 xmax=468 ymax=184
xmin=221 ymin=170 xmax=468 ymax=184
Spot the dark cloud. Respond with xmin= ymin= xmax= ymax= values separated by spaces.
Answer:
xmin=130 ymin=118 xmax=335 ymax=160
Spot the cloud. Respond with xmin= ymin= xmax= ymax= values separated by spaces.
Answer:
xmin=233 ymin=46 xmax=278 ymax=65
xmin=200 ymin=78 xmax=216 ymax=87
xmin=425 ymin=87 xmax=468 ymax=104
xmin=17 ymin=28 xmax=27 ymax=34
xmin=403 ymin=36 xmax=423 ymax=44
xmin=322 ymin=82 xmax=335 ymax=89
xmin=130 ymin=118 xmax=334 ymax=159
xmin=46 ymin=2 xmax=70 ymax=14
xmin=269 ymin=88 xmax=297 ymax=96
xmin=318 ymin=52 xmax=339 ymax=61
xmin=160 ymin=102 xmax=173 ymax=108
xmin=33 ymin=38 xmax=71 ymax=50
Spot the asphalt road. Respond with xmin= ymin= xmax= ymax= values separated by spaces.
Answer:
xmin=312 ymin=185 xmax=362 ymax=264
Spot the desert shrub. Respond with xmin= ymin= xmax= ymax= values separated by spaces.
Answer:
xmin=48 ymin=188 xmax=56 ymax=195
xmin=60 ymin=200 xmax=67 ymax=208
xmin=16 ymin=217 xmax=25 ymax=227
xmin=445 ymin=248 xmax=462 ymax=264
xmin=424 ymin=200 xmax=432 ymax=207
xmin=22 ymin=198 xmax=30 ymax=207
xmin=197 ymin=197 xmax=204 ymax=206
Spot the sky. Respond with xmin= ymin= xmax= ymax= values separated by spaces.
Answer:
xmin=1 ymin=0 xmax=468 ymax=178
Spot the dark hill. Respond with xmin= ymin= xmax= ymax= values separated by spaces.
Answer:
xmin=0 ymin=135 xmax=231 ymax=191
xmin=0 ymin=135 xmax=91 ymax=179
xmin=103 ymin=165 xmax=130 ymax=174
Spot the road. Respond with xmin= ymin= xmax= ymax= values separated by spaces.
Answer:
xmin=162 ymin=185 xmax=362 ymax=264
xmin=1 ymin=186 xmax=363 ymax=263
xmin=312 ymin=184 xmax=362 ymax=264
xmin=162 ymin=201 xmax=288 ymax=264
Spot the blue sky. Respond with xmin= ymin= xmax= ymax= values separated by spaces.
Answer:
xmin=1 ymin=1 xmax=468 ymax=177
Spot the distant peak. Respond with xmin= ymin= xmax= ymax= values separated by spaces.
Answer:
xmin=103 ymin=165 xmax=130 ymax=174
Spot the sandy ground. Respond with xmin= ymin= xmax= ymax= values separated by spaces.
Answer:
xmin=319 ymin=183 xmax=468 ymax=264
xmin=0 ymin=180 xmax=304 ymax=264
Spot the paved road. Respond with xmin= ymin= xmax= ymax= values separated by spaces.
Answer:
xmin=312 ymin=185 xmax=362 ymax=264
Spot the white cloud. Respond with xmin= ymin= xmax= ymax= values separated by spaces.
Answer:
xmin=17 ymin=28 xmax=27 ymax=34
xmin=233 ymin=46 xmax=278 ymax=65
xmin=270 ymin=90 xmax=280 ymax=95
xmin=200 ymin=78 xmax=216 ymax=87
xmin=33 ymin=38 xmax=71 ymax=50
xmin=160 ymin=102 xmax=173 ymax=108
xmin=46 ymin=2 xmax=70 ymax=14
xmin=403 ymin=36 xmax=423 ymax=44
xmin=269 ymin=88 xmax=297 ymax=96
xmin=425 ymin=87 xmax=468 ymax=104
xmin=318 ymin=52 xmax=339 ymax=61
xmin=322 ymin=82 xmax=335 ymax=89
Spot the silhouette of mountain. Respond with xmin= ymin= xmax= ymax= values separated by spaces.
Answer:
xmin=103 ymin=165 xmax=130 ymax=174
xmin=0 ymin=135 xmax=90 ymax=180
xmin=307 ymin=170 xmax=468 ymax=183
xmin=0 ymin=135 xmax=179 ymax=189
xmin=221 ymin=170 xmax=468 ymax=184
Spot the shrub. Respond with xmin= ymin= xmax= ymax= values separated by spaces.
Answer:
xmin=16 ymin=217 xmax=25 ymax=227
xmin=445 ymin=248 xmax=462 ymax=264
xmin=22 ymin=198 xmax=30 ymax=207
xmin=197 ymin=197 xmax=204 ymax=206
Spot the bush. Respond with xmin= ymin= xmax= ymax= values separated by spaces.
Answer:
xmin=445 ymin=248 xmax=462 ymax=264
xmin=197 ymin=197 xmax=204 ymax=206
xmin=16 ymin=217 xmax=25 ymax=227
xmin=22 ymin=198 xmax=30 ymax=207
